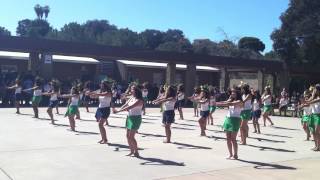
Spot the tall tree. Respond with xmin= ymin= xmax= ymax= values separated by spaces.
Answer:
xmin=0 ymin=26 xmax=11 ymax=36
xmin=42 ymin=6 xmax=50 ymax=19
xmin=34 ymin=4 xmax=43 ymax=19
xmin=139 ymin=29 xmax=164 ymax=49
xmin=271 ymin=0 xmax=320 ymax=65
xmin=238 ymin=37 xmax=265 ymax=53
xmin=16 ymin=19 xmax=51 ymax=37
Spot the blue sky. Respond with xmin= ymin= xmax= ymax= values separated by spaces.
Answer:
xmin=0 ymin=0 xmax=289 ymax=52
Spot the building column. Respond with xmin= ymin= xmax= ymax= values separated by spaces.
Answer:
xmin=219 ymin=67 xmax=228 ymax=92
xmin=40 ymin=54 xmax=53 ymax=79
xmin=257 ymin=70 xmax=264 ymax=93
xmin=28 ymin=52 xmax=40 ymax=75
xmin=166 ymin=62 xmax=176 ymax=85
xmin=185 ymin=63 xmax=196 ymax=97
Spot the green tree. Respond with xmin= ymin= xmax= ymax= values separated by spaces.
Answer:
xmin=16 ymin=19 xmax=51 ymax=37
xmin=139 ymin=29 xmax=164 ymax=49
xmin=0 ymin=26 xmax=11 ymax=36
xmin=271 ymin=0 xmax=320 ymax=65
xmin=238 ymin=37 xmax=265 ymax=53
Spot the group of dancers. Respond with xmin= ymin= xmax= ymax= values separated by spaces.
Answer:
xmin=5 ymin=77 xmax=320 ymax=159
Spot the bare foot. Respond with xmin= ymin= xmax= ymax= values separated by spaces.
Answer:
xmin=233 ymin=155 xmax=238 ymax=160
xmin=163 ymin=140 xmax=171 ymax=143
xmin=134 ymin=152 xmax=140 ymax=157
xmin=226 ymin=155 xmax=233 ymax=160
xmin=126 ymin=152 xmax=134 ymax=156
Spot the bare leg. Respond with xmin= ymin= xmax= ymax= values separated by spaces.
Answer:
xmin=164 ymin=124 xmax=172 ymax=143
xmin=47 ymin=108 xmax=54 ymax=124
xmin=231 ymin=132 xmax=239 ymax=159
xmin=15 ymin=101 xmax=20 ymax=114
xmin=68 ymin=115 xmax=75 ymax=131
xmin=226 ymin=132 xmax=233 ymax=159
xmin=98 ymin=118 xmax=108 ymax=143
xmin=126 ymin=130 xmax=134 ymax=156
xmin=178 ymin=108 xmax=184 ymax=120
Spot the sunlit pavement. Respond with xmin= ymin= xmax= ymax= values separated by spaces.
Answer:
xmin=0 ymin=107 xmax=319 ymax=180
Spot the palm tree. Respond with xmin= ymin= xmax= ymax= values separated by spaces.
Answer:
xmin=34 ymin=4 xmax=42 ymax=19
xmin=42 ymin=6 xmax=50 ymax=19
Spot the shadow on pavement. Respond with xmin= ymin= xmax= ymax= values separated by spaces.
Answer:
xmin=171 ymin=127 xmax=195 ymax=131
xmin=108 ymin=143 xmax=144 ymax=152
xmin=138 ymin=132 xmax=166 ymax=138
xmin=248 ymin=137 xmax=286 ymax=143
xmin=247 ymin=144 xmax=296 ymax=152
xmin=271 ymin=126 xmax=300 ymax=131
xmin=173 ymin=142 xmax=212 ymax=150
xmin=238 ymin=159 xmax=297 ymax=170
xmin=260 ymin=133 xmax=293 ymax=138
xmin=137 ymin=156 xmax=185 ymax=166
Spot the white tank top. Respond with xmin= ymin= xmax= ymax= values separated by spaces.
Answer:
xmin=163 ymin=99 xmax=176 ymax=111
xmin=128 ymin=98 xmax=143 ymax=116
xmin=242 ymin=94 xmax=252 ymax=110
xmin=200 ymin=99 xmax=209 ymax=111
xmin=263 ymin=95 xmax=271 ymax=105
xmin=177 ymin=93 xmax=184 ymax=101
xmin=15 ymin=87 xmax=22 ymax=94
xmin=142 ymin=90 xmax=148 ymax=98
xmin=311 ymin=100 xmax=320 ymax=114
xmin=227 ymin=105 xmax=242 ymax=117
xmin=209 ymin=97 xmax=216 ymax=106
xmin=99 ymin=95 xmax=111 ymax=108
xmin=70 ymin=96 xmax=79 ymax=106
xmin=304 ymin=106 xmax=312 ymax=116
xmin=34 ymin=89 xmax=42 ymax=96
xmin=50 ymin=93 xmax=58 ymax=101
xmin=253 ymin=99 xmax=260 ymax=111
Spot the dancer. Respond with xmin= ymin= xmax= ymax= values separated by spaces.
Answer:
xmin=208 ymin=86 xmax=217 ymax=125
xmin=306 ymin=84 xmax=320 ymax=151
xmin=82 ymin=81 xmax=92 ymax=113
xmin=114 ymin=85 xmax=144 ymax=157
xmin=216 ymin=88 xmax=243 ymax=160
xmin=142 ymin=82 xmax=149 ymax=115
xmin=261 ymin=86 xmax=274 ymax=126
xmin=60 ymin=86 xmax=80 ymax=131
xmin=76 ymin=82 xmax=84 ymax=120
xmin=252 ymin=89 xmax=262 ymax=134
xmin=156 ymin=85 xmax=165 ymax=112
xmin=279 ymin=88 xmax=289 ymax=116
xmin=6 ymin=79 xmax=22 ymax=114
xmin=176 ymin=84 xmax=185 ymax=120
xmin=190 ymin=87 xmax=210 ymax=136
xmin=23 ymin=78 xmax=43 ymax=118
xmin=299 ymin=90 xmax=312 ymax=141
xmin=189 ymin=86 xmax=201 ymax=117
xmin=42 ymin=80 xmax=60 ymax=124
xmin=87 ymin=80 xmax=112 ymax=144
xmin=153 ymin=86 xmax=176 ymax=143
xmin=239 ymin=83 xmax=252 ymax=145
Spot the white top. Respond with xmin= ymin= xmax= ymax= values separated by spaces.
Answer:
xmin=200 ymin=99 xmax=209 ymax=111
xmin=311 ymin=100 xmax=320 ymax=114
xmin=253 ymin=99 xmax=260 ymax=111
xmin=242 ymin=94 xmax=252 ymax=110
xmin=34 ymin=89 xmax=42 ymax=96
xmin=127 ymin=97 xmax=143 ymax=116
xmin=79 ymin=93 xmax=83 ymax=100
xmin=15 ymin=87 xmax=22 ymax=94
xmin=227 ymin=105 xmax=242 ymax=117
xmin=163 ymin=99 xmax=176 ymax=111
xmin=70 ymin=96 xmax=79 ymax=106
xmin=99 ymin=95 xmax=111 ymax=108
xmin=177 ymin=93 xmax=185 ymax=101
xmin=303 ymin=106 xmax=312 ymax=116
xmin=112 ymin=90 xmax=117 ymax=98
xmin=142 ymin=89 xmax=148 ymax=98
xmin=50 ymin=93 xmax=58 ymax=101
xmin=209 ymin=96 xmax=216 ymax=106
xmin=280 ymin=98 xmax=288 ymax=106
xmin=263 ymin=95 xmax=272 ymax=105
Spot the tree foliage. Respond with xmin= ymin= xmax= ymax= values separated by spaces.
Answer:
xmin=16 ymin=19 xmax=51 ymax=37
xmin=0 ymin=26 xmax=11 ymax=36
xmin=238 ymin=37 xmax=265 ymax=52
xmin=271 ymin=0 xmax=320 ymax=65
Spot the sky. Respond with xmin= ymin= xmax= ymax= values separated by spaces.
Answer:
xmin=0 ymin=0 xmax=289 ymax=52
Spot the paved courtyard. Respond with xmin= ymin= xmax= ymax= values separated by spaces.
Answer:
xmin=0 ymin=107 xmax=319 ymax=180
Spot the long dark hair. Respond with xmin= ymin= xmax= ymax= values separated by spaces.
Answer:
xmin=159 ymin=85 xmax=165 ymax=94
xmin=229 ymin=87 xmax=242 ymax=102
xmin=177 ymin=84 xmax=184 ymax=92
xmin=252 ymin=90 xmax=261 ymax=102
xmin=165 ymin=86 xmax=176 ymax=99
xmin=100 ymin=80 xmax=111 ymax=93
xmin=241 ymin=84 xmax=251 ymax=95
xmin=132 ymin=85 xmax=143 ymax=100
xmin=200 ymin=89 xmax=210 ymax=100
